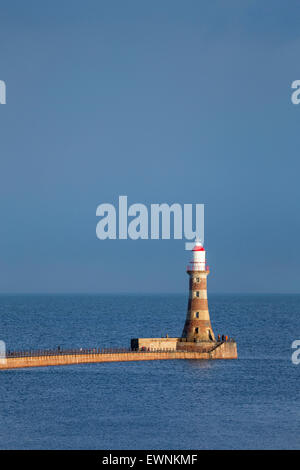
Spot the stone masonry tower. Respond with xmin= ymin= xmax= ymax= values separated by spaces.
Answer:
xmin=181 ymin=240 xmax=216 ymax=343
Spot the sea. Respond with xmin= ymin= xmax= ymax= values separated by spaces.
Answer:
xmin=0 ymin=293 xmax=299 ymax=450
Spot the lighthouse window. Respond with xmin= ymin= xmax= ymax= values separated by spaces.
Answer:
xmin=195 ymin=312 xmax=199 ymax=318
xmin=196 ymin=291 xmax=200 ymax=297
xmin=196 ymin=277 xmax=200 ymax=283
xmin=195 ymin=328 xmax=199 ymax=333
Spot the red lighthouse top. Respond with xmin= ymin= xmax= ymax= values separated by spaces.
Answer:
xmin=192 ymin=245 xmax=205 ymax=252
xmin=192 ymin=240 xmax=205 ymax=252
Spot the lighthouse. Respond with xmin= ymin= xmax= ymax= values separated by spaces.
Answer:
xmin=181 ymin=240 xmax=216 ymax=343
xmin=132 ymin=240 xmax=237 ymax=358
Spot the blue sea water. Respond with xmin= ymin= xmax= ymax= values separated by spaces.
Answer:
xmin=0 ymin=293 xmax=299 ymax=450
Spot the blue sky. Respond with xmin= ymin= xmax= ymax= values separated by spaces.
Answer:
xmin=0 ymin=1 xmax=300 ymax=293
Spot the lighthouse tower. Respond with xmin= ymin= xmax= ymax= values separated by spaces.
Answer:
xmin=181 ymin=240 xmax=216 ymax=343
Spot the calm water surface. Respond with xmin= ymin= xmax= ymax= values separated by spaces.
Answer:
xmin=0 ymin=294 xmax=299 ymax=449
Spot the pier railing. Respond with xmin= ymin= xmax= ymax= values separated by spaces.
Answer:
xmin=5 ymin=347 xmax=182 ymax=358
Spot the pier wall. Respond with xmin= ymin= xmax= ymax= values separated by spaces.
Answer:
xmin=0 ymin=351 xmax=205 ymax=370
xmin=131 ymin=337 xmax=179 ymax=350
xmin=176 ymin=340 xmax=237 ymax=359
xmin=210 ymin=341 xmax=238 ymax=359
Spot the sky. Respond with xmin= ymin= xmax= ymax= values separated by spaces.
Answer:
xmin=0 ymin=0 xmax=300 ymax=293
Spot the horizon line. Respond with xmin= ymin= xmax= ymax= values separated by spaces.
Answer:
xmin=0 ymin=292 xmax=299 ymax=296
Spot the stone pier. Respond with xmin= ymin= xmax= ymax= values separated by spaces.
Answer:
xmin=0 ymin=342 xmax=237 ymax=370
